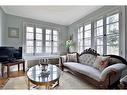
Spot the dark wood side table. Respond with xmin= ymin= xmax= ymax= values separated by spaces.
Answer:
xmin=1 ymin=59 xmax=25 ymax=78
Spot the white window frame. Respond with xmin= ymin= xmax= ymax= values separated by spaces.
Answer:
xmin=23 ymin=22 xmax=59 ymax=56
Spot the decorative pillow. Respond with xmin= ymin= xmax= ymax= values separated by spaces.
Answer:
xmin=93 ymin=56 xmax=110 ymax=71
xmin=67 ymin=53 xmax=78 ymax=62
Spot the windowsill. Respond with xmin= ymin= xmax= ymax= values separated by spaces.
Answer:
xmin=23 ymin=54 xmax=60 ymax=60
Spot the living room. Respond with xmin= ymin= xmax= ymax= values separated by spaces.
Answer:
xmin=0 ymin=1 xmax=127 ymax=93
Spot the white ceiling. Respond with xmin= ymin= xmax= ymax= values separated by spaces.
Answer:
xmin=2 ymin=6 xmax=102 ymax=25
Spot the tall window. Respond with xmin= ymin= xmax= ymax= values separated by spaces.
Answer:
xmin=35 ymin=28 xmax=43 ymax=53
xmin=45 ymin=29 xmax=58 ymax=54
xmin=84 ymin=24 xmax=91 ymax=49
xmin=94 ymin=19 xmax=103 ymax=55
xmin=78 ymin=26 xmax=83 ymax=53
xmin=78 ymin=24 xmax=91 ymax=53
xmin=106 ymin=13 xmax=119 ymax=55
xmin=77 ymin=12 xmax=120 ymax=55
xmin=26 ymin=26 xmax=34 ymax=53
xmin=25 ymin=25 xmax=59 ymax=55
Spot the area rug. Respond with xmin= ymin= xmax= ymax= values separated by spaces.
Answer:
xmin=3 ymin=71 xmax=95 ymax=90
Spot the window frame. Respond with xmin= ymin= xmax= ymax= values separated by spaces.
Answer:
xmin=23 ymin=23 xmax=59 ymax=56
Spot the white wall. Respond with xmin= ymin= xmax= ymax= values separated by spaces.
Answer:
xmin=2 ymin=14 xmax=68 ymax=55
xmin=0 ymin=7 xmax=6 ymax=46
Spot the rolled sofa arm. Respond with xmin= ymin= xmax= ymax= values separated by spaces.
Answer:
xmin=59 ymin=55 xmax=67 ymax=70
xmin=100 ymin=63 xmax=127 ymax=81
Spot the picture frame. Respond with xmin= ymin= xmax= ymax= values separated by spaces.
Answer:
xmin=8 ymin=27 xmax=19 ymax=38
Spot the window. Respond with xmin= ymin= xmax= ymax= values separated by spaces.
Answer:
xmin=84 ymin=24 xmax=91 ymax=49
xmin=45 ymin=29 xmax=58 ymax=54
xmin=78 ymin=24 xmax=91 ymax=53
xmin=94 ymin=19 xmax=103 ymax=55
xmin=77 ymin=13 xmax=120 ymax=55
xmin=25 ymin=24 xmax=59 ymax=55
xmin=26 ymin=26 xmax=34 ymax=53
xmin=78 ymin=26 xmax=83 ymax=53
xmin=106 ymin=13 xmax=119 ymax=55
xmin=35 ymin=28 xmax=43 ymax=53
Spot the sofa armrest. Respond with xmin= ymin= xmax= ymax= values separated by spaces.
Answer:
xmin=59 ymin=55 xmax=67 ymax=70
xmin=100 ymin=63 xmax=127 ymax=81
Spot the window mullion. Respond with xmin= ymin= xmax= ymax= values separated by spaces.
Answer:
xmin=103 ymin=16 xmax=107 ymax=55
xmin=51 ymin=30 xmax=53 ymax=54
xmin=33 ymin=25 xmax=36 ymax=55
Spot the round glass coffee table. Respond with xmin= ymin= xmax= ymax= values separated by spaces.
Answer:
xmin=26 ymin=64 xmax=61 ymax=89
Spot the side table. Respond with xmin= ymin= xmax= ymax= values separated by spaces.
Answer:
xmin=1 ymin=59 xmax=25 ymax=78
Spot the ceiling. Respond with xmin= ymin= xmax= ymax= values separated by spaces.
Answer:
xmin=2 ymin=6 xmax=102 ymax=25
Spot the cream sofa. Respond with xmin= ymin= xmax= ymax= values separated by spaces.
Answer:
xmin=59 ymin=48 xmax=127 ymax=89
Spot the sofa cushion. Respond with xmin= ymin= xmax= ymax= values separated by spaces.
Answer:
xmin=63 ymin=62 xmax=101 ymax=81
xmin=93 ymin=56 xmax=110 ymax=71
xmin=67 ymin=53 xmax=78 ymax=62
xmin=79 ymin=54 xmax=96 ymax=66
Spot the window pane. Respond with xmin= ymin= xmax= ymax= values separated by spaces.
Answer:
xmin=26 ymin=27 xmax=34 ymax=33
xmin=26 ymin=33 xmax=34 ymax=39
xmin=53 ymin=36 xmax=58 ymax=41
xmin=46 ymin=29 xmax=51 ymax=34
xmin=96 ymin=37 xmax=103 ymax=45
xmin=78 ymin=39 xmax=83 ymax=46
xmin=46 ymin=35 xmax=51 ymax=41
xmin=53 ymin=30 xmax=58 ymax=35
xmin=95 ymin=27 xmax=103 ymax=36
xmin=79 ymin=26 xmax=83 ymax=32
xmin=85 ymin=24 xmax=91 ymax=31
xmin=84 ymin=30 xmax=91 ymax=38
xmin=26 ymin=41 xmax=33 ymax=46
xmin=97 ymin=19 xmax=103 ymax=27
xmin=36 ymin=34 xmax=42 ymax=40
xmin=26 ymin=47 xmax=33 ymax=53
xmin=78 ymin=46 xmax=83 ymax=53
xmin=107 ymin=45 xmax=119 ymax=55
xmin=36 ymin=28 xmax=42 ymax=33
xmin=46 ymin=47 xmax=51 ymax=53
xmin=53 ymin=42 xmax=58 ymax=46
xmin=36 ymin=47 xmax=42 ymax=53
xmin=46 ymin=42 xmax=51 ymax=46
xmin=107 ymin=35 xmax=119 ymax=46
xmin=53 ymin=47 xmax=57 ymax=53
xmin=107 ymin=13 xmax=119 ymax=24
xmin=78 ymin=32 xmax=83 ymax=39
xmin=36 ymin=41 xmax=42 ymax=46
xmin=84 ymin=46 xmax=90 ymax=50
xmin=107 ymin=23 xmax=119 ymax=34
xmin=97 ymin=46 xmax=103 ymax=55
xmin=84 ymin=39 xmax=91 ymax=46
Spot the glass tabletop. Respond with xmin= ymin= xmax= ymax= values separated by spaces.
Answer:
xmin=27 ymin=64 xmax=61 ymax=83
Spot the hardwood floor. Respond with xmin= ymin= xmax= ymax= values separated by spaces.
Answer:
xmin=0 ymin=70 xmax=25 ymax=88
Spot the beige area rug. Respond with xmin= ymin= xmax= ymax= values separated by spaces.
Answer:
xmin=3 ymin=71 xmax=95 ymax=90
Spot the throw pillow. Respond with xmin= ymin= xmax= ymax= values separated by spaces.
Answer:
xmin=67 ymin=53 xmax=78 ymax=62
xmin=93 ymin=56 xmax=110 ymax=71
